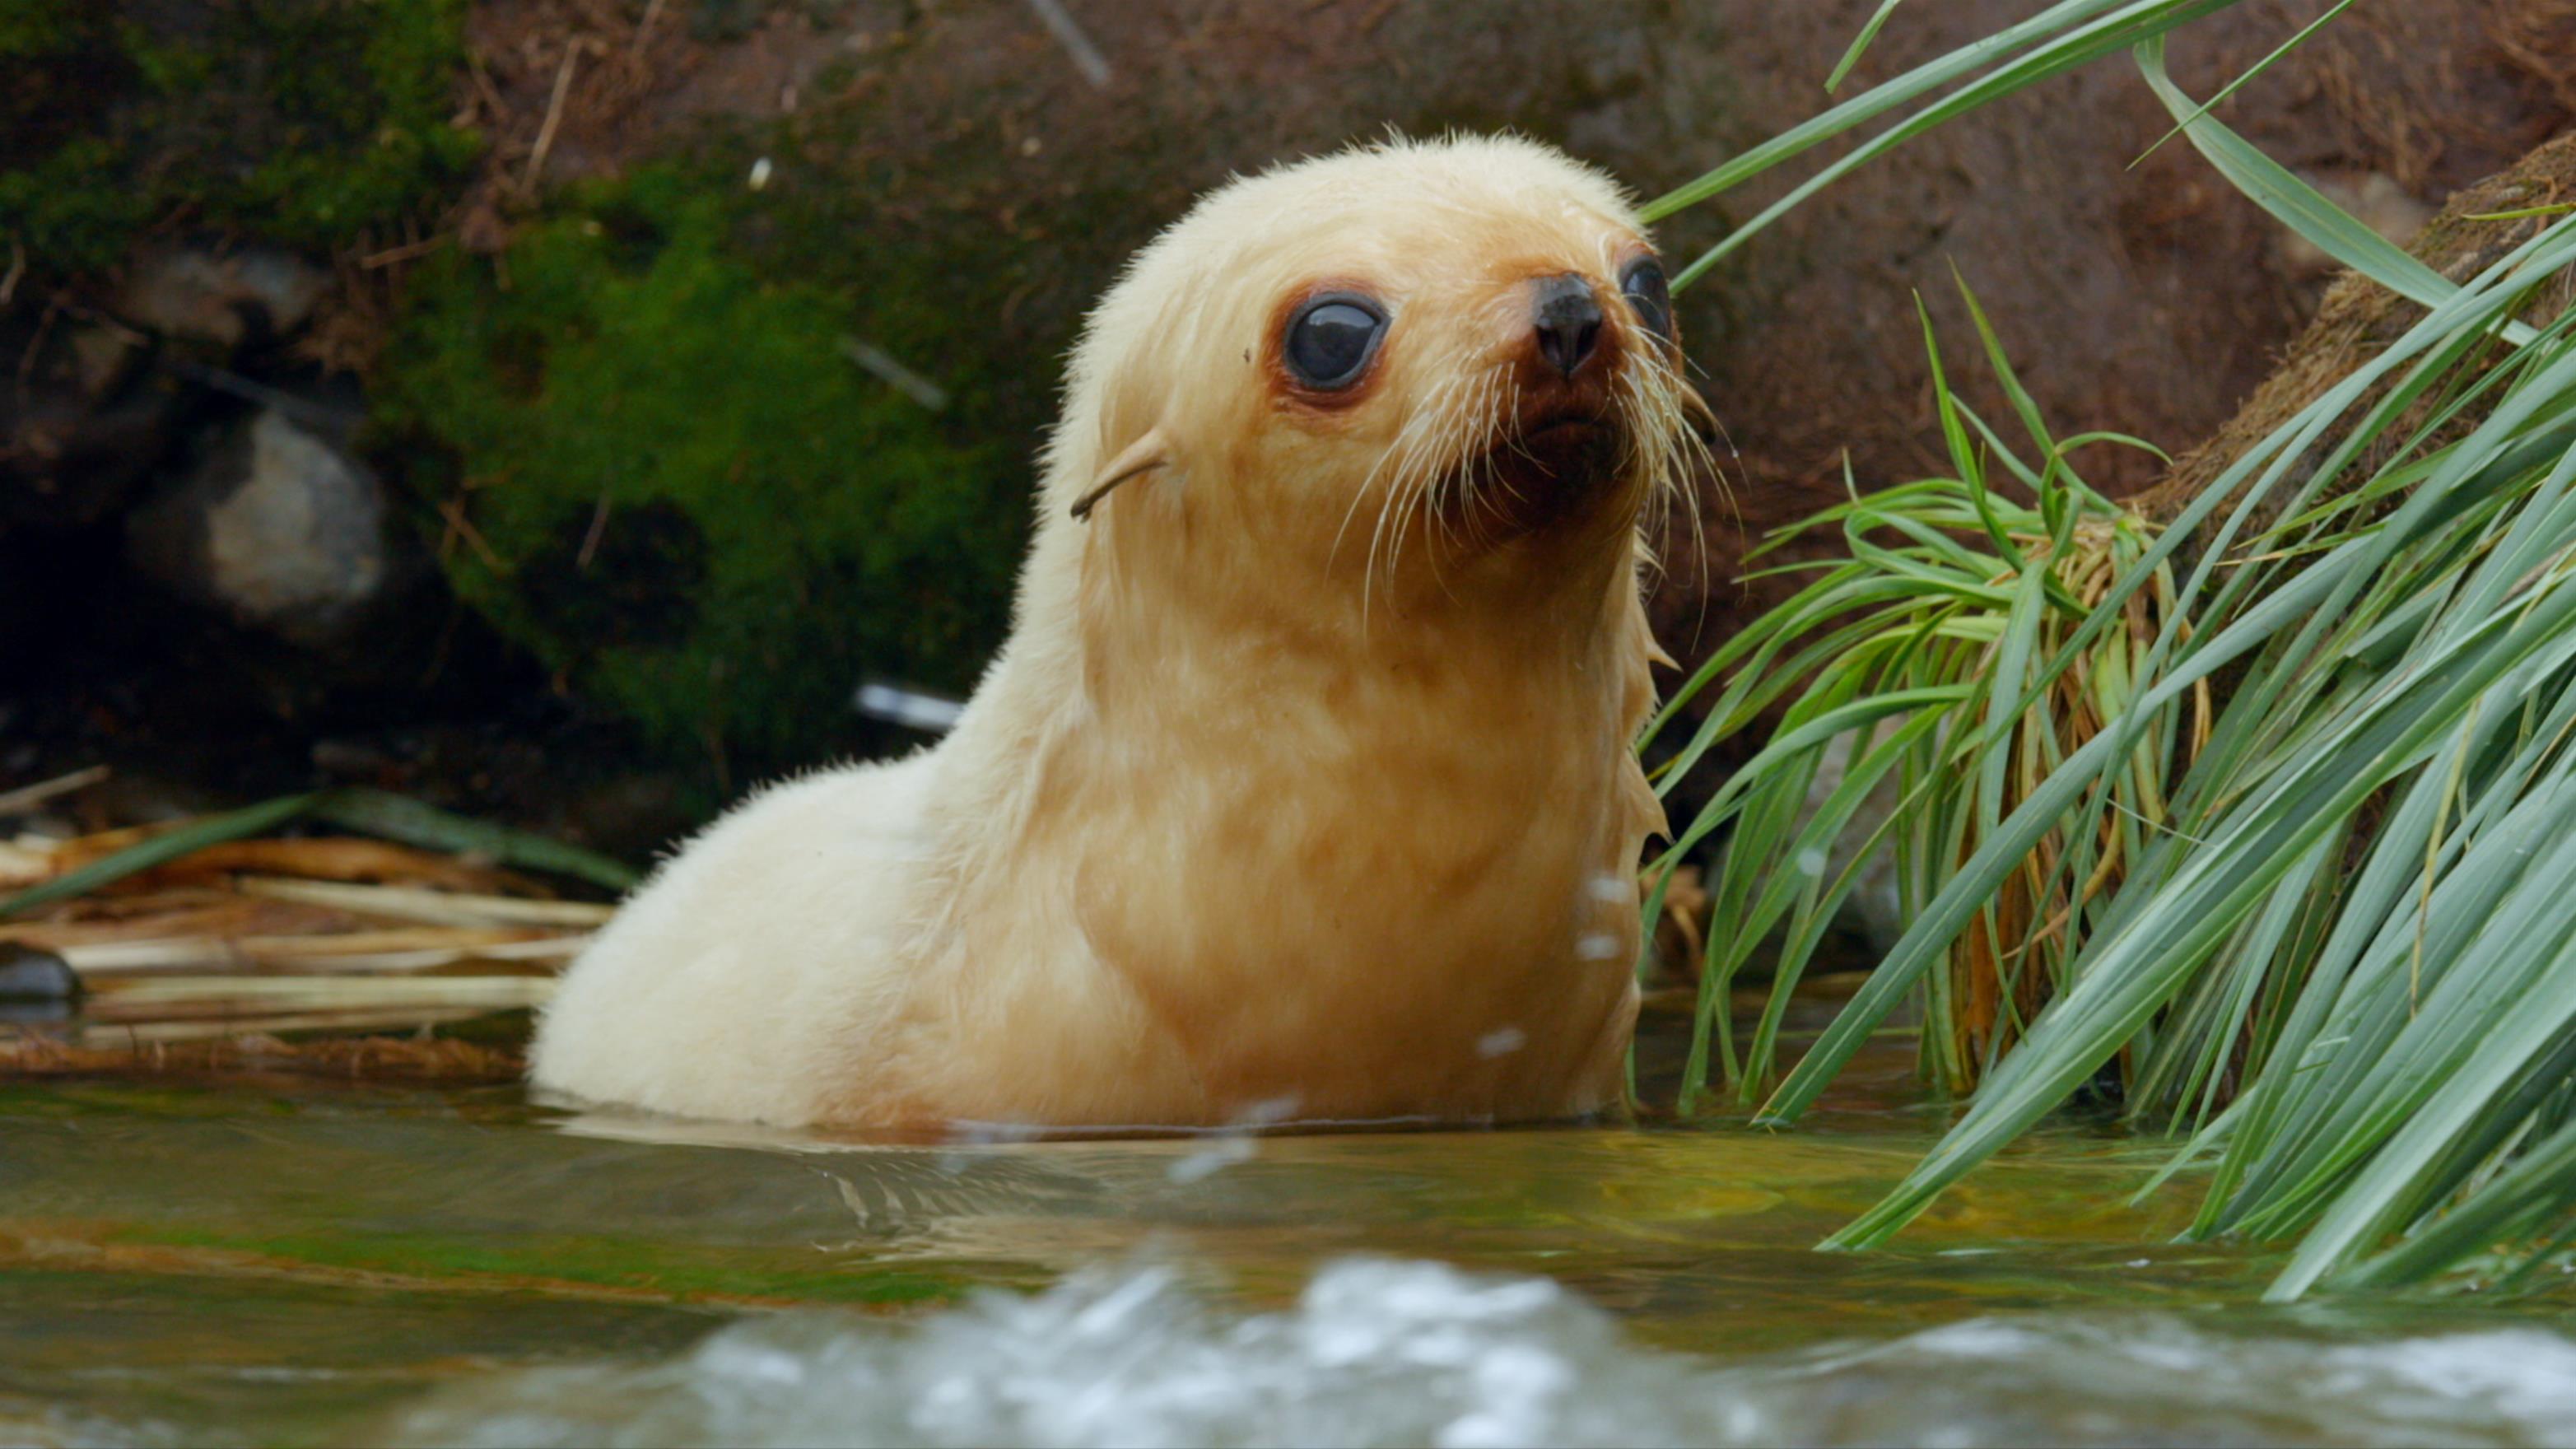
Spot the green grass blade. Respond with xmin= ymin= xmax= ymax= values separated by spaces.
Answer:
xmin=1665 ymin=0 xmax=2241 ymax=287
xmin=0 ymin=785 xmax=641 ymax=922
xmin=1825 ymin=576 xmax=2576 ymax=1249
xmin=2135 ymin=35 xmax=2539 ymax=347
xmin=1825 ymin=0 xmax=1909 ymax=92
xmin=1644 ymin=0 xmax=2136 ymax=221
xmin=2129 ymin=0 xmax=2355 ymax=167
xmin=314 ymin=789 xmax=642 ymax=890
xmin=0 ymin=793 xmax=324 ymax=918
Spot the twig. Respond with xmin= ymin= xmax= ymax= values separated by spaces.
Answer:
xmin=16 ymin=296 xmax=58 ymax=389
xmin=59 ymin=932 xmax=585 ymax=977
xmin=77 ymin=1006 xmax=511 ymax=1046
xmin=0 ymin=766 xmax=109 ymax=817
xmin=632 ymin=0 xmax=666 ymax=61
xmin=0 ymin=240 xmax=23 ymax=309
xmin=1021 ymin=0 xmax=1112 ymax=87
xmin=575 ymin=488 xmax=613 ymax=570
xmin=248 ymin=929 xmax=570 ymax=958
xmin=465 ymin=45 xmax=510 ymax=128
xmin=522 ymin=40 xmax=589 ymax=197
xmin=839 ymin=336 xmax=951 ymax=410
xmin=159 ymin=355 xmax=358 ymax=433
xmin=436 ymin=495 xmax=507 ymax=571
xmin=235 ymin=877 xmax=614 ymax=929
xmin=361 ymin=235 xmax=450 ymax=269
xmin=89 ymin=975 xmax=556 ymax=1007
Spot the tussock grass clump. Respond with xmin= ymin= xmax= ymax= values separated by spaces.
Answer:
xmin=1647 ymin=0 xmax=2576 ymax=1296
xmin=1646 ymin=291 xmax=2203 ymax=1111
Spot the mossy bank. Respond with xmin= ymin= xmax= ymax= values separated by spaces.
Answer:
xmin=8 ymin=1 xmax=2546 ymax=833
xmin=375 ymin=157 xmax=1023 ymax=765
xmin=0 ymin=0 xmax=477 ymax=277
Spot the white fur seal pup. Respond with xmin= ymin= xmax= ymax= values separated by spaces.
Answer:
xmin=529 ymin=135 xmax=1705 ymax=1130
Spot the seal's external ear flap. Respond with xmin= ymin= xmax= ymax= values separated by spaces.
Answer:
xmin=1070 ymin=430 xmax=1170 ymax=521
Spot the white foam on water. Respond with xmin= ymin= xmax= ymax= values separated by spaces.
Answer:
xmin=380 ymin=1256 xmax=2576 ymax=1449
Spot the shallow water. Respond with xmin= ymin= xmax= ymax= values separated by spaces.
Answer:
xmin=2 ymin=1053 xmax=2573 ymax=1447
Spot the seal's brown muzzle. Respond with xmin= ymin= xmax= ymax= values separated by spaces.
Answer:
xmin=1510 ymin=273 xmax=1625 ymax=446
xmin=1497 ymin=273 xmax=1629 ymax=498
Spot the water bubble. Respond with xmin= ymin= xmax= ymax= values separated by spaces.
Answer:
xmin=1164 ymin=1095 xmax=1300 ymax=1184
xmin=936 ymin=1120 xmax=1044 ymax=1174
xmin=944 ymin=1120 xmax=1045 ymax=1149
xmin=1233 ymin=1094 xmax=1302 ymax=1127
xmin=1586 ymin=873 xmax=1634 ymax=902
xmin=1796 ymin=848 xmax=1828 ymax=878
xmin=1166 ymin=1136 xmax=1257 ymax=1185
xmin=1477 ymin=1027 xmax=1528 ymax=1059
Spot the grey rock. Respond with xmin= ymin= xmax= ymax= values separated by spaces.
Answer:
xmin=119 ymin=244 xmax=329 ymax=347
xmin=0 ymin=320 xmax=182 ymax=529
xmin=0 ymin=943 xmax=80 ymax=1027
xmin=125 ymin=408 xmax=394 ymax=648
xmin=0 ymin=945 xmax=79 ymax=1003
xmin=2279 ymin=170 xmax=2437 ymax=280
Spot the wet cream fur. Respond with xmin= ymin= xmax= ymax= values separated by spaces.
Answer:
xmin=529 ymin=135 xmax=1698 ymax=1130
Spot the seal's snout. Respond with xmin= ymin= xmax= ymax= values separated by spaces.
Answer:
xmin=1530 ymin=274 xmax=1604 ymax=380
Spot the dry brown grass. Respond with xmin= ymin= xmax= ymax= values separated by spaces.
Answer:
xmin=2 ymin=786 xmax=597 ymax=1082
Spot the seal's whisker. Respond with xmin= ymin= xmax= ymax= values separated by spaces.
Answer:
xmin=1621 ymin=368 xmax=1680 ymax=578
xmin=1330 ymin=446 xmax=1400 ymax=577
xmin=1614 ymin=350 xmax=1716 ymax=601
xmin=1360 ymin=378 xmax=1442 ymax=614
xmin=1424 ymin=370 xmax=1484 ymax=554
xmin=1652 ymin=358 xmax=1725 ymax=603
xmin=1487 ymin=375 xmax=1536 ymax=526
xmin=1363 ymin=368 xmax=1464 ymax=622
xmin=1611 ymin=371 xmax=1665 ymax=589
xmin=1477 ymin=373 xmax=1518 ymax=550
xmin=1337 ymin=370 xmax=1451 ymax=589
xmin=1402 ymin=369 xmax=1481 ymax=597
xmin=1455 ymin=365 xmax=1511 ymax=561
xmin=1451 ymin=368 xmax=1507 ymax=556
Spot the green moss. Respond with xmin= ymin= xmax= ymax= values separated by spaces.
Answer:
xmin=0 ymin=1 xmax=85 ymax=54
xmin=0 ymin=0 xmax=478 ymax=274
xmin=375 ymin=163 xmax=1023 ymax=762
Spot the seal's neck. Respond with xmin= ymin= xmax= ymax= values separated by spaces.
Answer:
xmin=1086 ymin=504 xmax=1631 ymax=701
xmin=930 ymin=461 xmax=1651 ymax=891
xmin=949 ymin=482 xmax=1657 ymax=1118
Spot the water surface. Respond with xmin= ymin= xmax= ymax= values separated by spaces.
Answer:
xmin=2 ymin=1046 xmax=2570 ymax=1446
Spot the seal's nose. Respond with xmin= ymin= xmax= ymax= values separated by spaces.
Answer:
xmin=1530 ymin=274 xmax=1604 ymax=380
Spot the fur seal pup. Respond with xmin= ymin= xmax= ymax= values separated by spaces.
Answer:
xmin=529 ymin=135 xmax=1704 ymax=1130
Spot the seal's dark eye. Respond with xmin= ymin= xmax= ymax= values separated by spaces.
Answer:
xmin=1619 ymin=258 xmax=1673 ymax=341
xmin=1283 ymin=294 xmax=1388 ymax=390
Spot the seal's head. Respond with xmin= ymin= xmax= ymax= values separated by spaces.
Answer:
xmin=1054 ymin=135 xmax=1706 ymax=608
